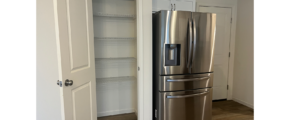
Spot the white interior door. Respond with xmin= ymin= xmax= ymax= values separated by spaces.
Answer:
xmin=152 ymin=0 xmax=172 ymax=11
xmin=172 ymin=0 xmax=195 ymax=12
xmin=198 ymin=6 xmax=232 ymax=100
xmin=53 ymin=0 xmax=97 ymax=120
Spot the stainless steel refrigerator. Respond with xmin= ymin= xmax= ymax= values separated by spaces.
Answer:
xmin=153 ymin=10 xmax=216 ymax=120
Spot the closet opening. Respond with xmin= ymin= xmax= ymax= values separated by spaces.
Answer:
xmin=92 ymin=0 xmax=138 ymax=119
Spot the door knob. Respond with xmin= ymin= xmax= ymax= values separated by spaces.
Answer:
xmin=65 ymin=79 xmax=73 ymax=86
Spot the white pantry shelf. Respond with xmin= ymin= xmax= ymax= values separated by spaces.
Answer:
xmin=94 ymin=37 xmax=136 ymax=41
xmin=95 ymin=57 xmax=136 ymax=62
xmin=94 ymin=57 xmax=136 ymax=69
xmin=96 ymin=76 xmax=136 ymax=81
xmin=96 ymin=0 xmax=135 ymax=1
xmin=94 ymin=12 xmax=135 ymax=19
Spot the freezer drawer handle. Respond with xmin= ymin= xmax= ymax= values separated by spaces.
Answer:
xmin=167 ymin=90 xmax=209 ymax=99
xmin=166 ymin=77 xmax=209 ymax=82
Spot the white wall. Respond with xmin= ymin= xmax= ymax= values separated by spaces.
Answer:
xmin=232 ymin=0 xmax=254 ymax=108
xmin=37 ymin=0 xmax=62 ymax=119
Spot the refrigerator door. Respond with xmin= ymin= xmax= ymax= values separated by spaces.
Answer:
xmin=158 ymin=88 xmax=212 ymax=120
xmin=190 ymin=12 xmax=216 ymax=73
xmin=153 ymin=11 xmax=192 ymax=75
xmin=159 ymin=73 xmax=213 ymax=91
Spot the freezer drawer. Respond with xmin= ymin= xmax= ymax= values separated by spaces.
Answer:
xmin=157 ymin=88 xmax=212 ymax=120
xmin=159 ymin=73 xmax=213 ymax=91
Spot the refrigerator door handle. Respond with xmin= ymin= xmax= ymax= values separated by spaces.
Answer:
xmin=187 ymin=19 xmax=193 ymax=68
xmin=192 ymin=18 xmax=197 ymax=65
xmin=166 ymin=77 xmax=209 ymax=82
xmin=166 ymin=90 xmax=209 ymax=99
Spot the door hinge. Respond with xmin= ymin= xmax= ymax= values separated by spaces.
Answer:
xmin=229 ymin=52 xmax=230 ymax=57
xmin=227 ymin=85 xmax=229 ymax=90
xmin=155 ymin=109 xmax=157 ymax=118
xmin=231 ymin=18 xmax=232 ymax=23
xmin=138 ymin=67 xmax=140 ymax=71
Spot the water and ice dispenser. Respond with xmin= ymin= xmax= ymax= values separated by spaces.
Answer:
xmin=165 ymin=44 xmax=180 ymax=66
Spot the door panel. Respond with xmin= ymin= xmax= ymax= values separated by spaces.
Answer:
xmin=159 ymin=73 xmax=213 ymax=91
xmin=68 ymin=0 xmax=90 ymax=71
xmin=158 ymin=88 xmax=212 ymax=120
xmin=199 ymin=7 xmax=232 ymax=100
xmin=172 ymin=0 xmax=195 ymax=12
xmin=191 ymin=12 xmax=216 ymax=73
xmin=72 ymin=82 xmax=92 ymax=120
xmin=53 ymin=0 xmax=97 ymax=120
xmin=153 ymin=11 xmax=192 ymax=75
xmin=152 ymin=0 xmax=172 ymax=11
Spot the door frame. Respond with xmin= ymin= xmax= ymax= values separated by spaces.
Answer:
xmin=196 ymin=2 xmax=237 ymax=100
xmin=136 ymin=0 xmax=144 ymax=119
xmin=136 ymin=0 xmax=152 ymax=120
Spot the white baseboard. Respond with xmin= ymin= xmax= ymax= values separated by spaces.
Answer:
xmin=233 ymin=98 xmax=254 ymax=109
xmin=97 ymin=108 xmax=135 ymax=117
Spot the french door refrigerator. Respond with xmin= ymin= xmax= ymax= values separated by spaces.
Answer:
xmin=153 ymin=11 xmax=216 ymax=120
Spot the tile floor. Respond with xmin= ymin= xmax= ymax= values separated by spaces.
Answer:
xmin=98 ymin=100 xmax=254 ymax=120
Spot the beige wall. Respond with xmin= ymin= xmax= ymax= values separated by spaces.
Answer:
xmin=37 ymin=0 xmax=62 ymax=119
xmin=232 ymin=0 xmax=254 ymax=108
